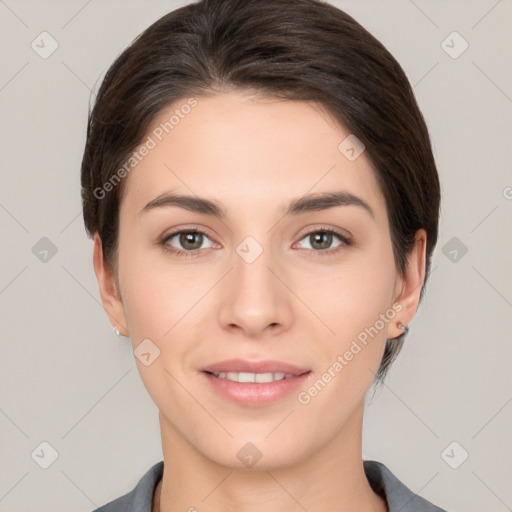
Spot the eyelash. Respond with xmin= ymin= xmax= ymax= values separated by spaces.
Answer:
xmin=160 ymin=226 xmax=352 ymax=258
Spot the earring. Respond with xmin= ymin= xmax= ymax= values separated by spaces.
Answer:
xmin=397 ymin=322 xmax=409 ymax=336
xmin=114 ymin=326 xmax=129 ymax=337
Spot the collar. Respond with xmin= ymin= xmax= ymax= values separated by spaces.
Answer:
xmin=94 ymin=459 xmax=447 ymax=512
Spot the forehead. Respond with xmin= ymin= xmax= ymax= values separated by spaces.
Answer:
xmin=120 ymin=92 xmax=387 ymax=222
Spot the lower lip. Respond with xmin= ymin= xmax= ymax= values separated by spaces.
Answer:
xmin=201 ymin=371 xmax=311 ymax=407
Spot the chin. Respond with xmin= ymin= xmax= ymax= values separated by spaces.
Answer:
xmin=195 ymin=433 xmax=315 ymax=472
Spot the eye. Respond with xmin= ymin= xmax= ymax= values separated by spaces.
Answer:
xmin=160 ymin=226 xmax=351 ymax=257
xmin=295 ymin=227 xmax=351 ymax=255
xmin=161 ymin=229 xmax=215 ymax=256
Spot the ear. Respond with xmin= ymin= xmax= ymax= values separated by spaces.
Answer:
xmin=387 ymin=228 xmax=427 ymax=339
xmin=92 ymin=232 xmax=129 ymax=336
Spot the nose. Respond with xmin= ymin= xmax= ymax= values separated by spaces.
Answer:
xmin=217 ymin=239 xmax=293 ymax=338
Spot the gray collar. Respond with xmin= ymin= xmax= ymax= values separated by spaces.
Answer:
xmin=93 ymin=460 xmax=447 ymax=512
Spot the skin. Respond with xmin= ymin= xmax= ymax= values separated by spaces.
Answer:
xmin=93 ymin=90 xmax=426 ymax=512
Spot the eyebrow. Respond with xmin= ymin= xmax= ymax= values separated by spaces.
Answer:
xmin=139 ymin=190 xmax=375 ymax=219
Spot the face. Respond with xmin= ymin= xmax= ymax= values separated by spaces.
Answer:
xmin=95 ymin=90 xmax=425 ymax=470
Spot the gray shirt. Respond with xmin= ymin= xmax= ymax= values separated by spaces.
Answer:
xmin=92 ymin=460 xmax=449 ymax=512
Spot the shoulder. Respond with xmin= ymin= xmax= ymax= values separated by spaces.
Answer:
xmin=91 ymin=461 xmax=164 ymax=512
xmin=364 ymin=460 xmax=450 ymax=512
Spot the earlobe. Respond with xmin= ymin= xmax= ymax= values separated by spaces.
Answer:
xmin=388 ymin=229 xmax=427 ymax=339
xmin=92 ymin=233 xmax=129 ymax=336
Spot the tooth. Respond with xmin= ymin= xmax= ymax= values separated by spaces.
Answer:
xmin=213 ymin=371 xmax=292 ymax=382
xmin=255 ymin=372 xmax=274 ymax=383
xmin=237 ymin=372 xmax=256 ymax=383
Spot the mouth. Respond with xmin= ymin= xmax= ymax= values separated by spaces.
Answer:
xmin=203 ymin=370 xmax=299 ymax=383
xmin=200 ymin=359 xmax=311 ymax=407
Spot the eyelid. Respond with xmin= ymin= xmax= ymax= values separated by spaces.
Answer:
xmin=162 ymin=226 xmax=212 ymax=240
xmin=297 ymin=224 xmax=351 ymax=241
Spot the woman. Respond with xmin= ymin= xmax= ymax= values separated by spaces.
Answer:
xmin=81 ymin=0 xmax=447 ymax=510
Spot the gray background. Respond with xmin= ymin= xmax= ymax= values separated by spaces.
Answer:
xmin=1 ymin=0 xmax=511 ymax=511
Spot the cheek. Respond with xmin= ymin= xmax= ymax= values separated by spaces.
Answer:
xmin=118 ymin=259 xmax=169 ymax=340
xmin=116 ymin=247 xmax=196 ymax=413
xmin=310 ymin=247 xmax=396 ymax=337
xmin=297 ymin=271 xmax=395 ymax=419
xmin=117 ymin=231 xmax=202 ymax=339
xmin=305 ymin=246 xmax=397 ymax=385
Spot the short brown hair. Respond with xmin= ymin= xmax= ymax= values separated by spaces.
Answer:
xmin=81 ymin=0 xmax=441 ymax=384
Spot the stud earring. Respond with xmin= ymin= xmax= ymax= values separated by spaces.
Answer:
xmin=397 ymin=322 xmax=409 ymax=336
xmin=114 ymin=326 xmax=129 ymax=337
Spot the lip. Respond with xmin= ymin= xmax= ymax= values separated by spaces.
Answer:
xmin=201 ymin=358 xmax=310 ymax=375
xmin=200 ymin=359 xmax=311 ymax=407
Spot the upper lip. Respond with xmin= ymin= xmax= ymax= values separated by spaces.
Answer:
xmin=201 ymin=359 xmax=310 ymax=375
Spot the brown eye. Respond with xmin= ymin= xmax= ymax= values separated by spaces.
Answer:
xmin=296 ymin=228 xmax=351 ymax=254
xmin=162 ymin=229 xmax=215 ymax=255
xmin=309 ymin=231 xmax=333 ymax=250
xmin=178 ymin=231 xmax=204 ymax=250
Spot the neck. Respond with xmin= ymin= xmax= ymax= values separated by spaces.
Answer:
xmin=154 ymin=403 xmax=386 ymax=512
